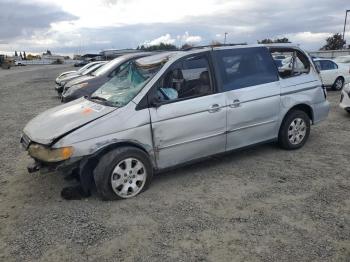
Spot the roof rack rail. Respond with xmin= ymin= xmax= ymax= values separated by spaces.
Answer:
xmin=181 ymin=43 xmax=247 ymax=51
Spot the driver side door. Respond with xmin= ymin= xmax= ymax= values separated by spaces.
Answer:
xmin=148 ymin=53 xmax=227 ymax=169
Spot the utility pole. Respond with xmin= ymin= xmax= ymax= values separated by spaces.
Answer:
xmin=224 ymin=32 xmax=228 ymax=44
xmin=343 ymin=9 xmax=350 ymax=48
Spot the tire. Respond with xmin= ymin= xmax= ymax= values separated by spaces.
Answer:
xmin=278 ymin=110 xmax=310 ymax=150
xmin=332 ymin=77 xmax=344 ymax=91
xmin=94 ymin=147 xmax=153 ymax=200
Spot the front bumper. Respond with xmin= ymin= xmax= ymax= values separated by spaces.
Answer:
xmin=61 ymin=94 xmax=76 ymax=103
xmin=20 ymin=134 xmax=82 ymax=174
xmin=26 ymin=156 xmax=82 ymax=174
xmin=55 ymin=84 xmax=64 ymax=93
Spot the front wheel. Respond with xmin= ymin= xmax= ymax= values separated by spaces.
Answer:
xmin=278 ymin=110 xmax=310 ymax=150
xmin=94 ymin=147 xmax=153 ymax=200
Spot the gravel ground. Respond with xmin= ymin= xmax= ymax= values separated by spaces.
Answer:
xmin=0 ymin=65 xmax=349 ymax=262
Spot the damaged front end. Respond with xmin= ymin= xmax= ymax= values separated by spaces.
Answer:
xmin=20 ymin=133 xmax=82 ymax=174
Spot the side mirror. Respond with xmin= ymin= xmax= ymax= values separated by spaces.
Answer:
xmin=149 ymin=96 xmax=161 ymax=108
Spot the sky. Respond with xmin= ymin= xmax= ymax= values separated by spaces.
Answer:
xmin=0 ymin=0 xmax=349 ymax=56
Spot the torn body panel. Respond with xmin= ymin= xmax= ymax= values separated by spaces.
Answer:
xmin=53 ymin=101 xmax=155 ymax=167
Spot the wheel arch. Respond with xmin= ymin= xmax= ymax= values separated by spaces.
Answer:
xmin=280 ymin=103 xmax=314 ymax=128
xmin=78 ymin=140 xmax=156 ymax=194
xmin=336 ymin=75 xmax=345 ymax=81
xmin=90 ymin=141 xmax=155 ymax=168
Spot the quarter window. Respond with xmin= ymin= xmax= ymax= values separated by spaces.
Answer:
xmin=215 ymin=47 xmax=279 ymax=91
xmin=270 ymin=48 xmax=311 ymax=78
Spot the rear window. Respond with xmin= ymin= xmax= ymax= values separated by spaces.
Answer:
xmin=215 ymin=47 xmax=279 ymax=91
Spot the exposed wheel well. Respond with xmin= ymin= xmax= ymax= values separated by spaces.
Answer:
xmin=92 ymin=142 xmax=150 ymax=163
xmin=78 ymin=142 xmax=153 ymax=193
xmin=336 ymin=76 xmax=345 ymax=82
xmin=283 ymin=104 xmax=314 ymax=124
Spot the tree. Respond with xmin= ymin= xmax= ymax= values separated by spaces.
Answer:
xmin=320 ymin=33 xmax=346 ymax=50
xmin=23 ymin=51 xmax=27 ymax=60
xmin=14 ymin=51 xmax=18 ymax=57
xmin=27 ymin=54 xmax=41 ymax=60
xmin=137 ymin=43 xmax=178 ymax=51
xmin=258 ymin=38 xmax=273 ymax=44
xmin=210 ymin=40 xmax=222 ymax=46
xmin=275 ymin=37 xmax=290 ymax=43
xmin=181 ymin=43 xmax=194 ymax=50
xmin=43 ymin=50 xmax=52 ymax=55
xmin=19 ymin=52 xmax=23 ymax=60
xmin=258 ymin=37 xmax=289 ymax=44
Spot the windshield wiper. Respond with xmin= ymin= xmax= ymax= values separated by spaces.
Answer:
xmin=89 ymin=96 xmax=116 ymax=107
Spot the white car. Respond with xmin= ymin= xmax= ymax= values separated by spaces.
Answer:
xmin=340 ymin=84 xmax=350 ymax=113
xmin=314 ymin=58 xmax=350 ymax=90
xmin=14 ymin=60 xmax=25 ymax=66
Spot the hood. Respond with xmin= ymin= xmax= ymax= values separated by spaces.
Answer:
xmin=65 ymin=75 xmax=95 ymax=88
xmin=59 ymin=73 xmax=83 ymax=83
xmin=59 ymin=71 xmax=76 ymax=77
xmin=23 ymin=98 xmax=117 ymax=145
xmin=58 ymin=72 xmax=79 ymax=80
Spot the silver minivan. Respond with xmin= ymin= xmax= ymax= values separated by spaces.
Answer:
xmin=21 ymin=45 xmax=330 ymax=200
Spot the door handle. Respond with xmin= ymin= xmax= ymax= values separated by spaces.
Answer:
xmin=208 ymin=104 xmax=221 ymax=113
xmin=230 ymin=99 xmax=241 ymax=108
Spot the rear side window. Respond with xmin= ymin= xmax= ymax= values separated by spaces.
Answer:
xmin=315 ymin=60 xmax=338 ymax=71
xmin=215 ymin=47 xmax=279 ymax=91
xmin=270 ymin=48 xmax=310 ymax=78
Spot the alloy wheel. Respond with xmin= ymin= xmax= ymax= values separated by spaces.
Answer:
xmin=110 ymin=157 xmax=146 ymax=198
xmin=288 ymin=118 xmax=307 ymax=145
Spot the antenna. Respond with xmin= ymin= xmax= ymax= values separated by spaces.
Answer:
xmin=224 ymin=32 xmax=228 ymax=44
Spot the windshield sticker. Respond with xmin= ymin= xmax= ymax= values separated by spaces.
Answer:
xmin=82 ymin=108 xmax=93 ymax=115
xmin=81 ymin=104 xmax=105 ymax=115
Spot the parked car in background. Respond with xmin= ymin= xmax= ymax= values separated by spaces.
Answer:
xmin=56 ymin=61 xmax=102 ymax=86
xmin=21 ymin=45 xmax=329 ymax=200
xmin=61 ymin=53 xmax=152 ymax=103
xmin=339 ymin=84 xmax=350 ymax=113
xmin=74 ymin=60 xmax=89 ymax=67
xmin=14 ymin=60 xmax=26 ymax=66
xmin=314 ymin=58 xmax=350 ymax=90
xmin=55 ymin=61 xmax=107 ymax=94
xmin=56 ymin=70 xmax=77 ymax=80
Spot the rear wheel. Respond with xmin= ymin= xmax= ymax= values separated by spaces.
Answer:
xmin=278 ymin=110 xmax=310 ymax=150
xmin=94 ymin=147 xmax=153 ymax=200
xmin=332 ymin=77 xmax=344 ymax=91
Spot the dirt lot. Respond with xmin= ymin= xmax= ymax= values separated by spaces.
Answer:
xmin=0 ymin=65 xmax=349 ymax=262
